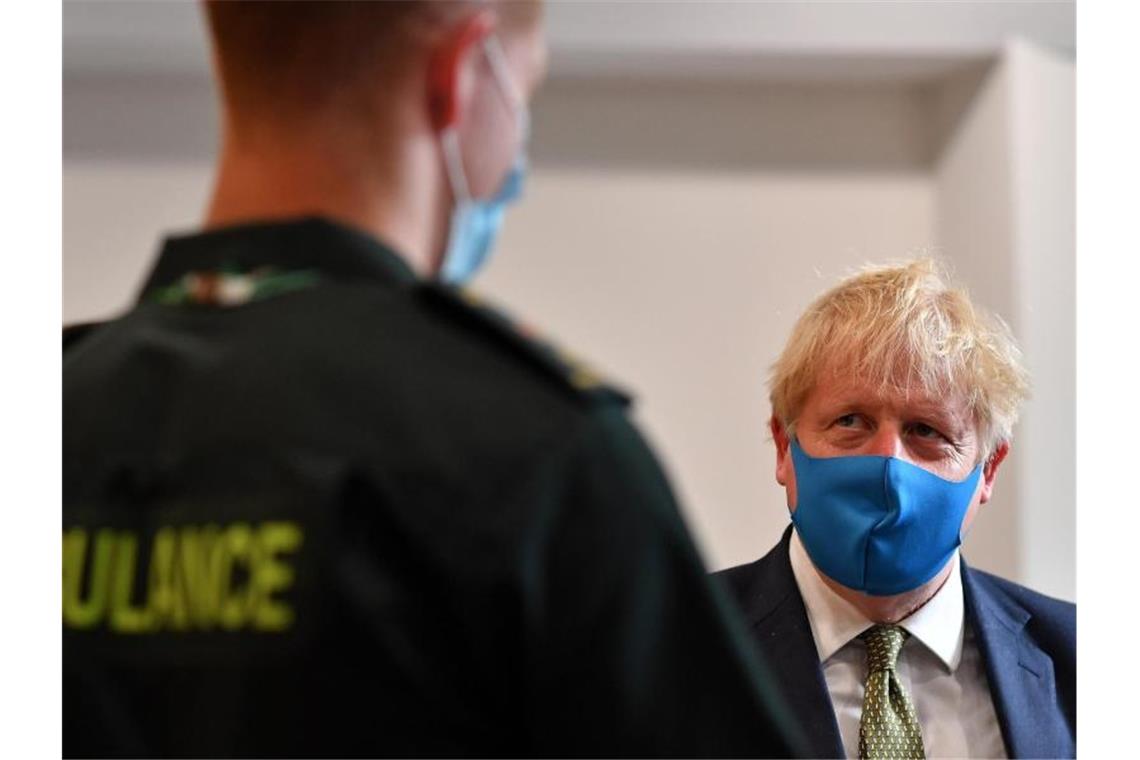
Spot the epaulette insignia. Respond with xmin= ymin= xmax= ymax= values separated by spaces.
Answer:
xmin=421 ymin=283 xmax=631 ymax=405
xmin=149 ymin=263 xmax=320 ymax=307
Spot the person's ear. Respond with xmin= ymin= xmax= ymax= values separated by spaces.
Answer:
xmin=979 ymin=441 xmax=1010 ymax=504
xmin=771 ymin=415 xmax=792 ymax=487
xmin=427 ymin=11 xmax=496 ymax=132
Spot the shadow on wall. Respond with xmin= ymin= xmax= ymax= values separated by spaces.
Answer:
xmin=63 ymin=59 xmax=994 ymax=175
xmin=531 ymin=61 xmax=995 ymax=174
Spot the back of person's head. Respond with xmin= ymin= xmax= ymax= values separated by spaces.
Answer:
xmin=200 ymin=0 xmax=546 ymax=276
xmin=204 ymin=0 xmax=543 ymax=129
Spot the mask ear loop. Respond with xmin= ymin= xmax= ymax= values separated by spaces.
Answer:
xmin=481 ymin=36 xmax=530 ymax=141
xmin=429 ymin=16 xmax=495 ymax=207
xmin=440 ymin=127 xmax=471 ymax=204
xmin=439 ymin=35 xmax=524 ymax=208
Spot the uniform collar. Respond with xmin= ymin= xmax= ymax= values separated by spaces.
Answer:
xmin=137 ymin=216 xmax=418 ymax=301
xmin=789 ymin=527 xmax=965 ymax=672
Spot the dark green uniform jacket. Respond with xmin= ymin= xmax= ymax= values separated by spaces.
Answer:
xmin=63 ymin=217 xmax=802 ymax=758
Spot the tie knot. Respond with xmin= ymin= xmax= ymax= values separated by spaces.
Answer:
xmin=860 ymin=624 xmax=909 ymax=673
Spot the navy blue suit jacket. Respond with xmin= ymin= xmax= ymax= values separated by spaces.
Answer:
xmin=714 ymin=527 xmax=1075 ymax=758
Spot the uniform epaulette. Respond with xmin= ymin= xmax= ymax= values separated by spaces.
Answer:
xmin=63 ymin=321 xmax=106 ymax=351
xmin=418 ymin=282 xmax=632 ymax=407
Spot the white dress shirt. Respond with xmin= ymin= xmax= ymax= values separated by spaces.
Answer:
xmin=788 ymin=528 xmax=1007 ymax=759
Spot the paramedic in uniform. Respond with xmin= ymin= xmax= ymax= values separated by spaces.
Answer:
xmin=63 ymin=1 xmax=802 ymax=757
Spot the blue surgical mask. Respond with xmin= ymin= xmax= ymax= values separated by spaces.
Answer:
xmin=438 ymin=36 xmax=529 ymax=285
xmin=789 ymin=439 xmax=983 ymax=596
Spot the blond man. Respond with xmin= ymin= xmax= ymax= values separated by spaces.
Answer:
xmin=716 ymin=260 xmax=1074 ymax=759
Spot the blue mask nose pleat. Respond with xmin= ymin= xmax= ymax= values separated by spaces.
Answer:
xmin=789 ymin=440 xmax=982 ymax=596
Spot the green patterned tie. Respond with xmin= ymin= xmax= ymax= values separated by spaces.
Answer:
xmin=858 ymin=625 xmax=926 ymax=759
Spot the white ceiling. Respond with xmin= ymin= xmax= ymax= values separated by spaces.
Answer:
xmin=64 ymin=0 xmax=1074 ymax=83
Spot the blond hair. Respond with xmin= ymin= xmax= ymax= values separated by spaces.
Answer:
xmin=769 ymin=259 xmax=1029 ymax=456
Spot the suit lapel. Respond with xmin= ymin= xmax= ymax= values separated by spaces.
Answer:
xmin=738 ymin=528 xmax=845 ymax=759
xmin=733 ymin=542 xmax=1071 ymax=759
xmin=962 ymin=562 xmax=1070 ymax=759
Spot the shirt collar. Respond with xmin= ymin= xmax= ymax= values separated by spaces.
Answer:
xmin=788 ymin=527 xmax=965 ymax=672
xmin=137 ymin=216 xmax=418 ymax=302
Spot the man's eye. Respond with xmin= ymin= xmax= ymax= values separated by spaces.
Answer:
xmin=835 ymin=414 xmax=860 ymax=428
xmin=910 ymin=423 xmax=943 ymax=440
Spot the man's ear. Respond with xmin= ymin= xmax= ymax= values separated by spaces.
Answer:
xmin=771 ymin=415 xmax=792 ymax=487
xmin=426 ymin=11 xmax=496 ymax=131
xmin=979 ymin=441 xmax=1010 ymax=504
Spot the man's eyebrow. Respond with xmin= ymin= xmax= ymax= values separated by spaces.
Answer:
xmin=815 ymin=395 xmax=871 ymax=410
xmin=907 ymin=404 xmax=971 ymax=431
xmin=820 ymin=394 xmax=969 ymax=425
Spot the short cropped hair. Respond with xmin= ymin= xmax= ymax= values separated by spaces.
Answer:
xmin=204 ymin=0 xmax=540 ymax=119
xmin=769 ymin=259 xmax=1030 ymax=457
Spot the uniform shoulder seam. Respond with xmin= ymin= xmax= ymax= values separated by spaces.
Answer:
xmin=415 ymin=282 xmax=632 ymax=407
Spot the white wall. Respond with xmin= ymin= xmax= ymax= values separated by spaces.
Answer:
xmin=932 ymin=41 xmax=1075 ymax=600
xmin=64 ymin=162 xmax=212 ymax=323
xmin=1007 ymin=41 xmax=1076 ymax=600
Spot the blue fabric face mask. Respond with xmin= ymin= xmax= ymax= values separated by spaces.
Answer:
xmin=438 ymin=36 xmax=529 ymax=285
xmin=789 ymin=439 xmax=983 ymax=596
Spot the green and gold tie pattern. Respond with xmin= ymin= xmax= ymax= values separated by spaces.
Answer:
xmin=858 ymin=624 xmax=926 ymax=760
